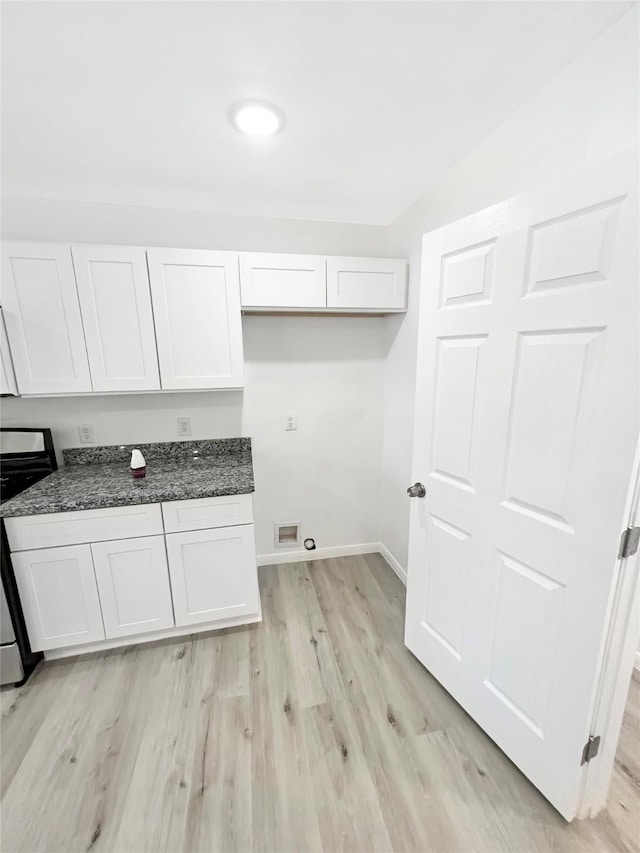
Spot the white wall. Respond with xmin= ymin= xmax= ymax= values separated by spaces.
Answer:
xmin=0 ymin=196 xmax=387 ymax=255
xmin=379 ymin=7 xmax=640 ymax=570
xmin=0 ymin=200 xmax=388 ymax=557
xmin=3 ymin=7 xmax=637 ymax=568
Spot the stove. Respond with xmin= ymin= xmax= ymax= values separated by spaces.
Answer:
xmin=1 ymin=428 xmax=57 ymax=685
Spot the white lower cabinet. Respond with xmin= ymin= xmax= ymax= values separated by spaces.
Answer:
xmin=165 ymin=525 xmax=259 ymax=627
xmin=91 ymin=535 xmax=174 ymax=638
xmin=9 ymin=500 xmax=259 ymax=655
xmin=12 ymin=544 xmax=105 ymax=651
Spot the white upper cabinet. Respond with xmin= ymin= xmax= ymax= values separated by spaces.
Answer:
xmin=0 ymin=308 xmax=18 ymax=396
xmin=240 ymin=252 xmax=326 ymax=309
xmin=1 ymin=242 xmax=91 ymax=394
xmin=239 ymin=253 xmax=408 ymax=313
xmin=147 ymin=248 xmax=244 ymax=390
xmin=326 ymin=256 xmax=408 ymax=311
xmin=72 ymin=245 xmax=160 ymax=392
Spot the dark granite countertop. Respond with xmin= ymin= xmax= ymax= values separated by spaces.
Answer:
xmin=0 ymin=439 xmax=254 ymax=518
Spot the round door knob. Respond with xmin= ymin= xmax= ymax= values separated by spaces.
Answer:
xmin=407 ymin=482 xmax=426 ymax=498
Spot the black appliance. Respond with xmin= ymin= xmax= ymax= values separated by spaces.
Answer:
xmin=1 ymin=428 xmax=57 ymax=685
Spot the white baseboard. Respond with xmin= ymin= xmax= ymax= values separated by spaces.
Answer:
xmin=257 ymin=542 xmax=379 ymax=567
xmin=377 ymin=543 xmax=407 ymax=586
xmin=257 ymin=541 xmax=408 ymax=587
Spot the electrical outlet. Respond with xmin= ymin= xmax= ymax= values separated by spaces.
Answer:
xmin=78 ymin=423 xmax=95 ymax=444
xmin=285 ymin=414 xmax=297 ymax=431
xmin=177 ymin=417 xmax=192 ymax=436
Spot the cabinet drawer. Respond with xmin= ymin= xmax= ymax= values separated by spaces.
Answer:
xmin=6 ymin=504 xmax=163 ymax=551
xmin=161 ymin=494 xmax=253 ymax=533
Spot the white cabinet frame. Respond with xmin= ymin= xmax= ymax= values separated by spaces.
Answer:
xmin=0 ymin=307 xmax=18 ymax=395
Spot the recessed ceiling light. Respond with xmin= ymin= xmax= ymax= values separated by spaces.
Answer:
xmin=229 ymin=101 xmax=284 ymax=137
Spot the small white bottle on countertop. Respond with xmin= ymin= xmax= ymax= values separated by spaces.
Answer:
xmin=130 ymin=448 xmax=146 ymax=479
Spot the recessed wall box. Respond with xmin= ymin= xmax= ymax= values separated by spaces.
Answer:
xmin=274 ymin=522 xmax=301 ymax=548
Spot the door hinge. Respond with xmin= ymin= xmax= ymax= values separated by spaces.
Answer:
xmin=618 ymin=526 xmax=640 ymax=559
xmin=581 ymin=735 xmax=601 ymax=765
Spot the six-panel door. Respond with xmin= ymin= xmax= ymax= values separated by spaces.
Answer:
xmin=91 ymin=535 xmax=174 ymax=638
xmin=404 ymin=157 xmax=638 ymax=820
xmin=165 ymin=525 xmax=259 ymax=626
xmin=1 ymin=242 xmax=92 ymax=394
xmin=147 ymin=248 xmax=244 ymax=390
xmin=12 ymin=544 xmax=105 ymax=650
xmin=72 ymin=245 xmax=161 ymax=392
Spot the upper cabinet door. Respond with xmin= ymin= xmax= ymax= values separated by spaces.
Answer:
xmin=0 ymin=307 xmax=18 ymax=396
xmin=326 ymin=257 xmax=408 ymax=311
xmin=147 ymin=249 xmax=244 ymax=390
xmin=239 ymin=252 xmax=326 ymax=308
xmin=72 ymin=245 xmax=160 ymax=392
xmin=1 ymin=242 xmax=91 ymax=394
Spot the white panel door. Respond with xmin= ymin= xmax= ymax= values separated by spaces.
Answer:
xmin=0 ymin=307 xmax=18 ymax=395
xmin=12 ymin=544 xmax=105 ymax=650
xmin=147 ymin=248 xmax=244 ymax=389
xmin=239 ymin=252 xmax=326 ymax=308
xmin=405 ymin=157 xmax=638 ymax=820
xmin=326 ymin=256 xmax=407 ymax=310
xmin=72 ymin=245 xmax=160 ymax=392
xmin=91 ymin=535 xmax=174 ymax=638
xmin=165 ymin=525 xmax=259 ymax=626
xmin=1 ymin=242 xmax=91 ymax=394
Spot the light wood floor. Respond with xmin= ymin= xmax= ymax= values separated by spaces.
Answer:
xmin=1 ymin=555 xmax=639 ymax=853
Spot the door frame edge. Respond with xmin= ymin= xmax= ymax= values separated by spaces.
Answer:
xmin=576 ymin=437 xmax=640 ymax=818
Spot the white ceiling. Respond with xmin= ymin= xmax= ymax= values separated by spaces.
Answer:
xmin=1 ymin=1 xmax=631 ymax=225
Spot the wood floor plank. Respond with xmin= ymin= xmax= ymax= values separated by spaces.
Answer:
xmin=1 ymin=554 xmax=638 ymax=853
xmin=250 ymin=564 xmax=323 ymax=853
xmin=1 ymin=658 xmax=73 ymax=797
xmin=105 ymin=634 xmax=224 ymax=853
xmin=278 ymin=561 xmax=347 ymax=709
xmin=301 ymin=699 xmax=392 ymax=852
xmin=2 ymin=646 xmax=148 ymax=852
xmin=184 ymin=694 xmax=253 ymax=853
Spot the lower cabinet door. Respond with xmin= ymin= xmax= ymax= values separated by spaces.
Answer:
xmin=91 ymin=535 xmax=174 ymax=638
xmin=165 ymin=525 xmax=259 ymax=627
xmin=12 ymin=544 xmax=105 ymax=651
